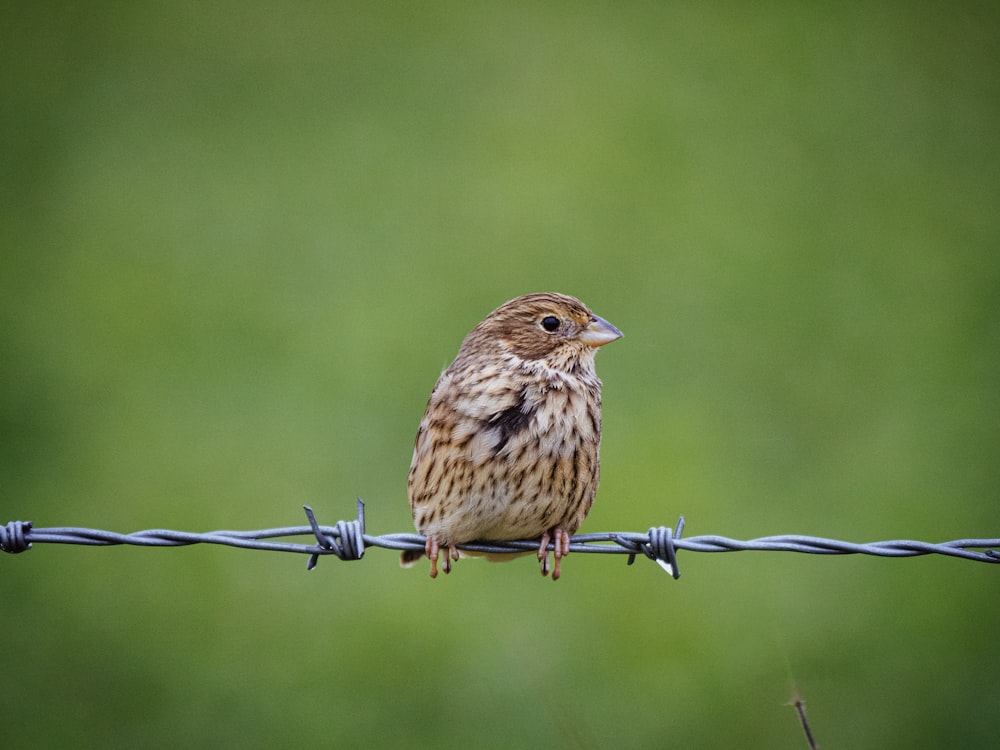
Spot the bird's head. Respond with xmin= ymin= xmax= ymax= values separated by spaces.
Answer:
xmin=460 ymin=292 xmax=622 ymax=372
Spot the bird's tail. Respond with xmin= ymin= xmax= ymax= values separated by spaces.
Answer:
xmin=400 ymin=549 xmax=424 ymax=567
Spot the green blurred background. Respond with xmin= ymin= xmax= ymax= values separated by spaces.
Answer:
xmin=3 ymin=2 xmax=998 ymax=747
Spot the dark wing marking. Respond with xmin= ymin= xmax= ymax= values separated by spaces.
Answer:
xmin=489 ymin=391 xmax=535 ymax=454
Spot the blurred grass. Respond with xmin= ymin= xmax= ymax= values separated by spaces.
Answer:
xmin=2 ymin=1 xmax=999 ymax=748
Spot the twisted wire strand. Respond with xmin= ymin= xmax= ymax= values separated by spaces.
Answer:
xmin=3 ymin=503 xmax=998 ymax=579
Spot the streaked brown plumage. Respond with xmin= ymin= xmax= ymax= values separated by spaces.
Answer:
xmin=403 ymin=292 xmax=622 ymax=579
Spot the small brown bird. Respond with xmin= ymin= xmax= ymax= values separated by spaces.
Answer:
xmin=403 ymin=292 xmax=622 ymax=579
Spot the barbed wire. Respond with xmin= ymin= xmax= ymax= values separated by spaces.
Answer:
xmin=2 ymin=500 xmax=998 ymax=579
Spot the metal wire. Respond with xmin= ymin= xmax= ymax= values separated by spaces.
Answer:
xmin=2 ymin=500 xmax=998 ymax=580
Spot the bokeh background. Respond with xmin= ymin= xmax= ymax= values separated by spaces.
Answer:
xmin=3 ymin=2 xmax=998 ymax=747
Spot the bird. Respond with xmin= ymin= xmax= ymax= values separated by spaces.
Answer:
xmin=402 ymin=292 xmax=622 ymax=580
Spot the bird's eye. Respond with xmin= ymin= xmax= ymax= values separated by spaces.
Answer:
xmin=541 ymin=316 xmax=561 ymax=332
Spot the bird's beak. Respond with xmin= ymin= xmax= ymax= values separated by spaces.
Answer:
xmin=579 ymin=315 xmax=623 ymax=347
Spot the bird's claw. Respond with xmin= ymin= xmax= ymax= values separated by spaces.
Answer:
xmin=538 ymin=528 xmax=570 ymax=580
xmin=426 ymin=538 xmax=458 ymax=578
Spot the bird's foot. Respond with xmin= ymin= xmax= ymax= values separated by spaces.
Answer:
xmin=425 ymin=537 xmax=459 ymax=578
xmin=537 ymin=527 xmax=571 ymax=580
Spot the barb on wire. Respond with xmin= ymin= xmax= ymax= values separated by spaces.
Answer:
xmin=2 ymin=502 xmax=998 ymax=579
